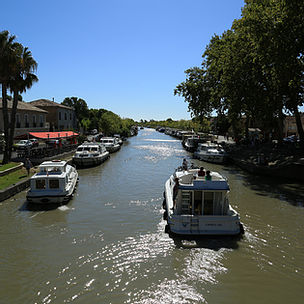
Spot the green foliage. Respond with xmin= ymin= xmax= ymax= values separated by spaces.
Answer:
xmin=142 ymin=118 xmax=210 ymax=133
xmin=62 ymin=97 xmax=89 ymax=128
xmin=175 ymin=0 xmax=304 ymax=147
xmin=0 ymin=31 xmax=38 ymax=164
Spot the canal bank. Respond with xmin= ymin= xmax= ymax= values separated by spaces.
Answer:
xmin=228 ymin=144 xmax=304 ymax=182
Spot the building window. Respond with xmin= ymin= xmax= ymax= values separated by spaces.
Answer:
xmin=16 ymin=114 xmax=20 ymax=128
xmin=33 ymin=115 xmax=37 ymax=128
xmin=25 ymin=114 xmax=29 ymax=128
xmin=70 ymin=113 xmax=72 ymax=120
xmin=65 ymin=112 xmax=67 ymax=120
xmin=40 ymin=115 xmax=44 ymax=127
xmin=59 ymin=112 xmax=62 ymax=120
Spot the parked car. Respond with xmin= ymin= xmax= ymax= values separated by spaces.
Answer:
xmin=283 ymin=135 xmax=299 ymax=143
xmin=29 ymin=138 xmax=39 ymax=147
xmin=46 ymin=139 xmax=61 ymax=147
xmin=14 ymin=140 xmax=33 ymax=150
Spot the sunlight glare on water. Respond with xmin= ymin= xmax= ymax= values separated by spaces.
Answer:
xmin=1 ymin=128 xmax=304 ymax=304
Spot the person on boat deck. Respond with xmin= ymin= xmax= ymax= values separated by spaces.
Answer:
xmin=198 ymin=167 xmax=205 ymax=177
xmin=205 ymin=170 xmax=212 ymax=181
xmin=182 ymin=158 xmax=188 ymax=170
xmin=173 ymin=177 xmax=179 ymax=208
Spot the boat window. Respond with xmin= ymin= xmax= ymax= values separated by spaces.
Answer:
xmin=84 ymin=147 xmax=90 ymax=151
xmin=77 ymin=147 xmax=83 ymax=152
xmin=203 ymin=192 xmax=213 ymax=215
xmin=213 ymin=192 xmax=223 ymax=215
xmin=36 ymin=179 xmax=46 ymax=189
xmin=91 ymin=147 xmax=98 ymax=152
xmin=49 ymin=179 xmax=60 ymax=189
xmin=194 ymin=191 xmax=202 ymax=215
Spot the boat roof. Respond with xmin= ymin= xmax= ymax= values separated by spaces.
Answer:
xmin=39 ymin=160 xmax=67 ymax=168
xmin=174 ymin=169 xmax=229 ymax=191
xmin=77 ymin=142 xmax=102 ymax=147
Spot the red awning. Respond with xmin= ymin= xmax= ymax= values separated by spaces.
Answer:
xmin=15 ymin=131 xmax=79 ymax=140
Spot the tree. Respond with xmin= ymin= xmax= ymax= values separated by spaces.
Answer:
xmin=176 ymin=0 xmax=304 ymax=148
xmin=8 ymin=44 xmax=38 ymax=161
xmin=62 ymin=97 xmax=89 ymax=129
xmin=0 ymin=31 xmax=16 ymax=164
xmin=0 ymin=31 xmax=38 ymax=164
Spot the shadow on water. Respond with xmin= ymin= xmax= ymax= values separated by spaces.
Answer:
xmin=170 ymin=234 xmax=242 ymax=250
xmin=19 ymin=201 xmax=66 ymax=212
xmin=222 ymin=164 xmax=304 ymax=207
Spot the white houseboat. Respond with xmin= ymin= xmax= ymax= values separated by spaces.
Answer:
xmin=72 ymin=142 xmax=109 ymax=167
xmin=100 ymin=137 xmax=121 ymax=153
xmin=193 ymin=142 xmax=227 ymax=164
xmin=163 ymin=167 xmax=243 ymax=236
xmin=26 ymin=160 xmax=78 ymax=204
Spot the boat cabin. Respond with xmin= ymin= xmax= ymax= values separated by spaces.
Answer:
xmin=76 ymin=143 xmax=106 ymax=155
xmin=173 ymin=171 xmax=230 ymax=216
xmin=100 ymin=138 xmax=116 ymax=144
xmin=30 ymin=160 xmax=68 ymax=191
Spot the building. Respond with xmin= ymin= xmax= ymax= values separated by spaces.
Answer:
xmin=284 ymin=114 xmax=304 ymax=137
xmin=30 ymin=99 xmax=77 ymax=131
xmin=0 ymin=98 xmax=48 ymax=138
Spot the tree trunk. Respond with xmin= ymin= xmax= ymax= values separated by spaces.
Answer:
xmin=1 ymin=83 xmax=10 ymax=164
xmin=293 ymin=105 xmax=304 ymax=151
xmin=245 ymin=115 xmax=249 ymax=140
xmin=7 ymin=89 xmax=18 ymax=160
xmin=277 ymin=109 xmax=284 ymax=144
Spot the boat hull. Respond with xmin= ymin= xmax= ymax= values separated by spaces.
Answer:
xmin=194 ymin=153 xmax=226 ymax=164
xmin=73 ymin=152 xmax=109 ymax=167
xmin=167 ymin=214 xmax=242 ymax=236
xmin=104 ymin=145 xmax=120 ymax=153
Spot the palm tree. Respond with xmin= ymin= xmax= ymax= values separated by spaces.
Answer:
xmin=7 ymin=44 xmax=38 ymax=160
xmin=0 ymin=31 xmax=17 ymax=164
xmin=0 ymin=31 xmax=38 ymax=164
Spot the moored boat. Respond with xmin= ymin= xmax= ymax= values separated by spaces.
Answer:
xmin=72 ymin=142 xmax=109 ymax=167
xmin=114 ymin=134 xmax=123 ymax=146
xmin=100 ymin=137 xmax=121 ymax=153
xmin=163 ymin=166 xmax=243 ymax=236
xmin=26 ymin=160 xmax=78 ymax=204
xmin=193 ymin=142 xmax=227 ymax=164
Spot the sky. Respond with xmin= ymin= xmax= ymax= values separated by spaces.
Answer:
xmin=1 ymin=0 xmax=245 ymax=121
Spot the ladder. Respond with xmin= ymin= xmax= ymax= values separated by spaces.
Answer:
xmin=181 ymin=191 xmax=191 ymax=214
xmin=190 ymin=216 xmax=199 ymax=233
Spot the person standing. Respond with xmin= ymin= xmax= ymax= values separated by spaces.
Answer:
xmin=24 ymin=158 xmax=32 ymax=176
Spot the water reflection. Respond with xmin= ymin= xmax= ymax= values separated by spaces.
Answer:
xmin=171 ymin=236 xmax=241 ymax=250
xmin=222 ymin=164 xmax=304 ymax=207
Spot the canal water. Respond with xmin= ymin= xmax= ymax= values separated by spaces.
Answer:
xmin=0 ymin=128 xmax=303 ymax=304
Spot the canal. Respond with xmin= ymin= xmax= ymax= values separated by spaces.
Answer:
xmin=0 ymin=128 xmax=303 ymax=303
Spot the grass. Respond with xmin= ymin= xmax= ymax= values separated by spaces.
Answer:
xmin=0 ymin=162 xmax=20 ymax=172
xmin=0 ymin=167 xmax=33 ymax=191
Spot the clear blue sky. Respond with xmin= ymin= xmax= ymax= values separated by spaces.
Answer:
xmin=1 ymin=0 xmax=245 ymax=121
